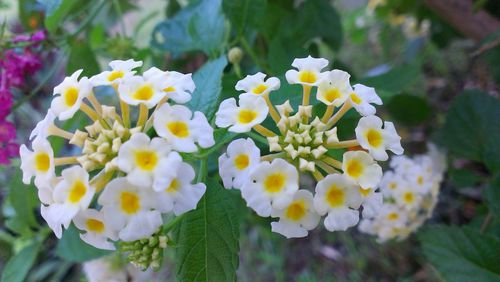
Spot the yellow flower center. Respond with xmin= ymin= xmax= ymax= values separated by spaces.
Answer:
xmin=389 ymin=182 xmax=397 ymax=189
xmin=298 ymin=71 xmax=317 ymax=84
xmin=285 ymin=200 xmax=307 ymax=221
xmin=366 ymin=129 xmax=383 ymax=148
xmin=346 ymin=159 xmax=364 ymax=178
xmin=326 ymin=185 xmax=345 ymax=207
xmin=68 ymin=180 xmax=87 ymax=203
xmin=86 ymin=218 xmax=105 ymax=233
xmin=359 ymin=187 xmax=372 ymax=197
xmin=387 ymin=212 xmax=399 ymax=221
xmin=350 ymin=93 xmax=362 ymax=104
xmin=167 ymin=121 xmax=190 ymax=138
xmin=120 ymin=191 xmax=140 ymax=214
xmin=64 ymin=87 xmax=79 ymax=107
xmin=107 ymin=70 xmax=124 ymax=82
xmin=263 ymin=173 xmax=286 ymax=193
xmin=252 ymin=84 xmax=268 ymax=94
xmin=238 ymin=109 xmax=258 ymax=124
xmin=132 ymin=85 xmax=154 ymax=101
xmin=234 ymin=154 xmax=249 ymax=170
xmin=134 ymin=150 xmax=158 ymax=171
xmin=417 ymin=175 xmax=424 ymax=185
xmin=166 ymin=178 xmax=180 ymax=193
xmin=403 ymin=192 xmax=414 ymax=204
xmin=34 ymin=152 xmax=50 ymax=172
xmin=163 ymin=86 xmax=176 ymax=92
xmin=323 ymin=88 xmax=341 ymax=103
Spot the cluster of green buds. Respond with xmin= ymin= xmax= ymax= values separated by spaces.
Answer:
xmin=119 ymin=229 xmax=168 ymax=271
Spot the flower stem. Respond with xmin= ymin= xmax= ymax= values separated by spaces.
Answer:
xmin=263 ymin=94 xmax=281 ymax=124
xmin=253 ymin=124 xmax=276 ymax=137
xmin=48 ymin=125 xmax=74 ymax=140
xmin=321 ymin=156 xmax=344 ymax=169
xmin=325 ymin=139 xmax=359 ymax=149
xmin=137 ymin=103 xmax=148 ymax=128
xmin=326 ymin=102 xmax=352 ymax=128
xmin=245 ymin=131 xmax=269 ymax=146
xmin=321 ymin=104 xmax=334 ymax=123
xmin=239 ymin=37 xmax=272 ymax=74
xmin=302 ymin=85 xmax=312 ymax=106
xmin=54 ymin=156 xmax=80 ymax=166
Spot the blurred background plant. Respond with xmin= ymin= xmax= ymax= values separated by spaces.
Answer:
xmin=0 ymin=0 xmax=499 ymax=281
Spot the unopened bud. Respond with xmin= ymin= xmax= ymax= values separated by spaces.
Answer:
xmin=228 ymin=47 xmax=243 ymax=64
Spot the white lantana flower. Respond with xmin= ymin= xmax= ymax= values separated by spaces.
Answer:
xmin=98 ymin=178 xmax=162 ymax=242
xmin=313 ymin=174 xmax=362 ymax=231
xmin=153 ymin=104 xmax=214 ymax=152
xmin=215 ymin=94 xmax=269 ymax=133
xmin=355 ymin=115 xmax=403 ymax=161
xmin=270 ymin=190 xmax=320 ymax=238
xmin=235 ymin=72 xmax=280 ymax=96
xmin=393 ymin=187 xmax=421 ymax=210
xmin=20 ymin=137 xmax=55 ymax=187
xmin=42 ymin=166 xmax=95 ymax=238
xmin=285 ymin=56 xmax=329 ymax=86
xmin=218 ymin=138 xmax=261 ymax=189
xmin=153 ymin=161 xmax=206 ymax=216
xmin=342 ymin=151 xmax=383 ymax=189
xmin=348 ymin=84 xmax=382 ymax=116
xmin=73 ymin=209 xmax=118 ymax=250
xmin=143 ymin=67 xmax=195 ymax=104
xmin=117 ymin=133 xmax=172 ymax=188
xmin=379 ymin=171 xmax=404 ymax=197
xmin=118 ymin=75 xmax=167 ymax=109
xmin=407 ymin=166 xmax=433 ymax=194
xmin=316 ymin=70 xmax=352 ymax=106
xmin=50 ymin=69 xmax=92 ymax=120
xmin=358 ymin=187 xmax=383 ymax=218
xmin=29 ymin=110 xmax=56 ymax=140
xmin=90 ymin=59 xmax=142 ymax=86
xmin=241 ymin=158 xmax=299 ymax=217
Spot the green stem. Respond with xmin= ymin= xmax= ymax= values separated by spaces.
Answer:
xmin=0 ymin=229 xmax=15 ymax=245
xmin=480 ymin=212 xmax=493 ymax=233
xmin=239 ymin=37 xmax=272 ymax=74
xmin=70 ymin=0 xmax=108 ymax=38
xmin=112 ymin=0 xmax=127 ymax=36
xmin=194 ymin=132 xmax=239 ymax=159
xmin=197 ymin=157 xmax=208 ymax=183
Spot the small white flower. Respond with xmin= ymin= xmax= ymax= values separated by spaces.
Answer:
xmin=215 ymin=94 xmax=269 ymax=133
xmin=235 ymin=72 xmax=280 ymax=96
xmin=270 ymin=190 xmax=320 ymax=238
xmin=98 ymin=177 xmax=162 ymax=242
xmin=20 ymin=137 xmax=55 ymax=187
xmin=30 ymin=110 xmax=56 ymax=140
xmin=153 ymin=161 xmax=206 ymax=216
xmin=407 ymin=166 xmax=433 ymax=194
xmin=358 ymin=187 xmax=383 ymax=218
xmin=218 ymin=138 xmax=261 ymax=189
xmin=313 ymin=174 xmax=362 ymax=231
xmin=42 ymin=166 xmax=95 ymax=238
xmin=153 ymin=104 xmax=214 ymax=152
xmin=73 ymin=209 xmax=118 ymax=250
xmin=50 ymin=69 xmax=92 ymax=120
xmin=355 ymin=115 xmax=403 ymax=161
xmin=393 ymin=187 xmax=421 ymax=210
xmin=118 ymin=75 xmax=167 ymax=109
xmin=342 ymin=151 xmax=383 ymax=189
xmin=316 ymin=70 xmax=352 ymax=106
xmin=348 ymin=84 xmax=382 ymax=116
xmin=379 ymin=204 xmax=407 ymax=227
xmin=241 ymin=158 xmax=299 ymax=217
xmin=90 ymin=59 xmax=142 ymax=86
xmin=285 ymin=56 xmax=329 ymax=86
xmin=143 ymin=67 xmax=195 ymax=104
xmin=379 ymin=171 xmax=405 ymax=197
xmin=117 ymin=133 xmax=172 ymax=188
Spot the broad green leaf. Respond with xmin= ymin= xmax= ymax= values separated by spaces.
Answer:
xmin=386 ymin=94 xmax=431 ymax=126
xmin=418 ymin=225 xmax=500 ymax=282
xmin=66 ymin=39 xmax=100 ymax=77
xmin=222 ymin=0 xmax=267 ymax=36
xmin=55 ymin=225 xmax=110 ymax=262
xmin=484 ymin=175 xmax=500 ymax=218
xmin=8 ymin=167 xmax=39 ymax=229
xmin=151 ymin=0 xmax=226 ymax=57
xmin=41 ymin=0 xmax=77 ymax=34
xmin=357 ymin=64 xmax=421 ymax=93
xmin=1 ymin=241 xmax=41 ymax=282
xmin=436 ymin=90 xmax=500 ymax=173
xmin=187 ymin=56 xmax=228 ymax=120
xmin=175 ymin=179 xmax=244 ymax=282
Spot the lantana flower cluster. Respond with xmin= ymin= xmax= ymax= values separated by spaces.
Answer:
xmin=359 ymin=145 xmax=446 ymax=242
xmin=0 ymin=30 xmax=45 ymax=164
xmin=215 ymin=56 xmax=403 ymax=238
xmin=20 ymin=60 xmax=213 ymax=264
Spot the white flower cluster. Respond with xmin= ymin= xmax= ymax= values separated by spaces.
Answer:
xmin=359 ymin=144 xmax=446 ymax=242
xmin=215 ymin=56 xmax=404 ymax=238
xmin=20 ymin=59 xmax=214 ymax=250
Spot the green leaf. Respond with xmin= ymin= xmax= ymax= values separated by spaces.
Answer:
xmin=187 ymin=56 xmax=228 ymax=121
xmin=151 ymin=0 xmax=226 ymax=57
xmin=386 ymin=94 xmax=431 ymax=126
xmin=66 ymin=39 xmax=100 ymax=77
xmin=418 ymin=225 xmax=500 ymax=282
xmin=42 ymin=0 xmax=77 ymax=34
xmin=55 ymin=225 xmax=111 ymax=263
xmin=222 ymin=0 xmax=267 ymax=36
xmin=357 ymin=64 xmax=421 ymax=93
xmin=436 ymin=90 xmax=500 ymax=173
xmin=175 ymin=178 xmax=244 ymax=282
xmin=1 ymin=241 xmax=41 ymax=282
xmin=485 ymin=175 xmax=500 ymax=218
